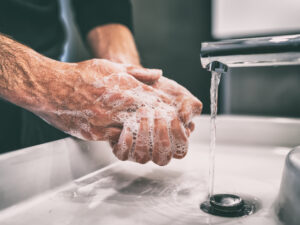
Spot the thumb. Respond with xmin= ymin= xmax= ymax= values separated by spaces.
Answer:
xmin=127 ymin=66 xmax=162 ymax=84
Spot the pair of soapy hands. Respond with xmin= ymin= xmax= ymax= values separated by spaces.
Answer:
xmin=35 ymin=59 xmax=202 ymax=166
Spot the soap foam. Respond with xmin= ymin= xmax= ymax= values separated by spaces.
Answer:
xmin=103 ymin=75 xmax=191 ymax=162
xmin=49 ymin=72 xmax=193 ymax=162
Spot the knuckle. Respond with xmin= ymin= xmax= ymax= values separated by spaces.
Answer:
xmin=113 ymin=146 xmax=128 ymax=161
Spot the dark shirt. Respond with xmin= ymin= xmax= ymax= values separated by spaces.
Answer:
xmin=0 ymin=0 xmax=132 ymax=58
xmin=0 ymin=0 xmax=132 ymax=152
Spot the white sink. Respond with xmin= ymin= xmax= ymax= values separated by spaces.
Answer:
xmin=0 ymin=115 xmax=299 ymax=225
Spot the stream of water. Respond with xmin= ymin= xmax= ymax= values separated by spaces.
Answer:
xmin=208 ymin=71 xmax=222 ymax=198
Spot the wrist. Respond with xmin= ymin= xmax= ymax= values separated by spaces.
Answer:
xmin=0 ymin=41 xmax=77 ymax=112
xmin=28 ymin=59 xmax=79 ymax=112
xmin=87 ymin=24 xmax=141 ymax=66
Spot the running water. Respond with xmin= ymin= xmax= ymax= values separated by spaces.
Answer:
xmin=208 ymin=71 xmax=222 ymax=198
xmin=200 ymin=70 xmax=258 ymax=218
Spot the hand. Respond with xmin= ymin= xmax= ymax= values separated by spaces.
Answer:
xmin=151 ymin=76 xmax=203 ymax=135
xmin=30 ymin=58 xmax=160 ymax=136
xmin=29 ymin=59 xmax=193 ymax=166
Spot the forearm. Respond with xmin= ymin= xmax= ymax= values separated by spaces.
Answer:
xmin=0 ymin=34 xmax=71 ymax=111
xmin=87 ymin=24 xmax=141 ymax=66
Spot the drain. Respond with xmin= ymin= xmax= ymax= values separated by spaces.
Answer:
xmin=200 ymin=194 xmax=255 ymax=217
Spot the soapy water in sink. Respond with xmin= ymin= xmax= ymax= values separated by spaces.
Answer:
xmin=53 ymin=163 xmax=266 ymax=225
xmin=0 ymin=144 xmax=284 ymax=225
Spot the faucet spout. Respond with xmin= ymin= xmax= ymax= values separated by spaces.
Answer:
xmin=206 ymin=61 xmax=228 ymax=73
xmin=200 ymin=34 xmax=300 ymax=71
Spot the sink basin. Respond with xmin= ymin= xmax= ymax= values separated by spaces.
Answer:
xmin=276 ymin=146 xmax=300 ymax=225
xmin=0 ymin=115 xmax=299 ymax=225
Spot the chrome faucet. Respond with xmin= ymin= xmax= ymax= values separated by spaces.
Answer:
xmin=200 ymin=34 xmax=300 ymax=72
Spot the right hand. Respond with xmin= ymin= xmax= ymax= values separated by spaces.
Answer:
xmin=29 ymin=59 xmax=195 ymax=166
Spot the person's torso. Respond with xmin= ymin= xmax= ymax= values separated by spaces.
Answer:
xmin=0 ymin=0 xmax=66 ymax=58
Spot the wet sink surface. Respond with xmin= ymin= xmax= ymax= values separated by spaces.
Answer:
xmin=0 ymin=146 xmax=288 ymax=225
xmin=0 ymin=116 xmax=299 ymax=225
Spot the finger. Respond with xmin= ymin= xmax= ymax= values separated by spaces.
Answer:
xmin=170 ymin=116 xmax=189 ymax=159
xmin=185 ymin=128 xmax=191 ymax=137
xmin=184 ymin=122 xmax=194 ymax=138
xmin=104 ymin=73 xmax=140 ymax=90
xmin=152 ymin=112 xmax=172 ymax=166
xmin=99 ymin=92 xmax=135 ymax=111
xmin=80 ymin=129 xmax=93 ymax=140
xmin=127 ymin=66 xmax=162 ymax=84
xmin=89 ymin=109 xmax=115 ymax=127
xmin=188 ymin=121 xmax=195 ymax=132
xmin=93 ymin=59 xmax=126 ymax=75
xmin=113 ymin=126 xmax=133 ymax=161
xmin=132 ymin=108 xmax=151 ymax=164
xmin=108 ymin=127 xmax=123 ymax=147
xmin=90 ymin=125 xmax=122 ymax=141
xmin=178 ymin=97 xmax=203 ymax=124
xmin=193 ymin=98 xmax=203 ymax=116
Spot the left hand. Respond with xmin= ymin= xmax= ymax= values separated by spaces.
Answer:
xmin=150 ymin=76 xmax=202 ymax=157
xmin=109 ymin=66 xmax=203 ymax=160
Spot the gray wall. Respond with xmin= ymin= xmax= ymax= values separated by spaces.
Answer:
xmin=213 ymin=0 xmax=300 ymax=39
xmin=224 ymin=67 xmax=300 ymax=118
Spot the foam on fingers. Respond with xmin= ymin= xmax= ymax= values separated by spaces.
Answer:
xmin=172 ymin=122 xmax=189 ymax=159
xmin=152 ymin=112 xmax=172 ymax=166
xmin=132 ymin=108 xmax=151 ymax=164
xmin=113 ymin=126 xmax=133 ymax=161
xmin=178 ymin=97 xmax=202 ymax=124
xmin=88 ymin=125 xmax=122 ymax=141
